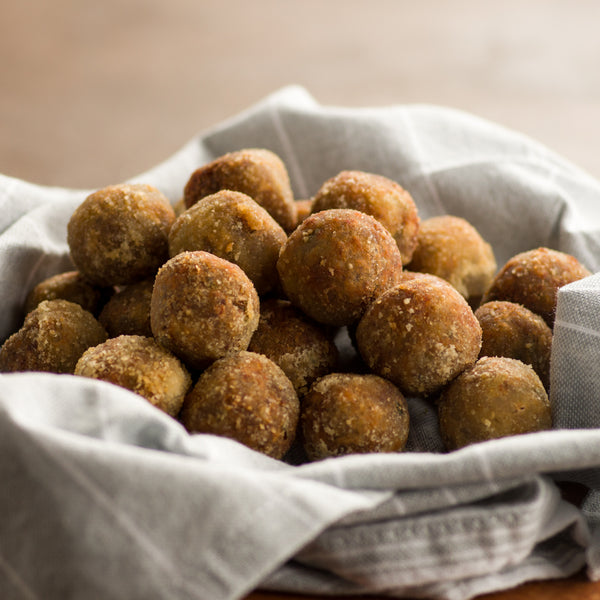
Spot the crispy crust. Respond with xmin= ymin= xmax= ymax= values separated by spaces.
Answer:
xmin=311 ymin=170 xmax=420 ymax=264
xmin=24 ymin=270 xmax=113 ymax=316
xmin=294 ymin=199 xmax=313 ymax=226
xmin=169 ymin=190 xmax=286 ymax=296
xmin=356 ymin=273 xmax=482 ymax=397
xmin=407 ymin=215 xmax=496 ymax=300
xmin=301 ymin=372 xmax=410 ymax=460
xmin=150 ymin=251 xmax=260 ymax=371
xmin=67 ymin=183 xmax=176 ymax=286
xmin=482 ymin=247 xmax=591 ymax=326
xmin=180 ymin=351 xmax=299 ymax=459
xmin=248 ymin=298 xmax=338 ymax=396
xmin=277 ymin=208 xmax=404 ymax=326
xmin=98 ymin=279 xmax=154 ymax=338
xmin=183 ymin=148 xmax=297 ymax=232
xmin=475 ymin=301 xmax=552 ymax=390
xmin=75 ymin=335 xmax=191 ymax=417
xmin=438 ymin=356 xmax=551 ymax=450
xmin=0 ymin=299 xmax=107 ymax=374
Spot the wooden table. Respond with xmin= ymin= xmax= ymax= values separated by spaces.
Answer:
xmin=3 ymin=0 xmax=600 ymax=188
xmin=245 ymin=573 xmax=600 ymax=599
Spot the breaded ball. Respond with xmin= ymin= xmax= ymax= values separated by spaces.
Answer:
xmin=407 ymin=215 xmax=496 ymax=302
xmin=24 ymin=270 xmax=113 ymax=316
xmin=168 ymin=190 xmax=287 ymax=296
xmin=180 ymin=351 xmax=299 ymax=459
xmin=173 ymin=197 xmax=187 ymax=217
xmin=475 ymin=301 xmax=553 ymax=390
xmin=481 ymin=247 xmax=591 ymax=326
xmin=248 ymin=298 xmax=338 ymax=396
xmin=438 ymin=356 xmax=552 ymax=450
xmin=150 ymin=251 xmax=260 ymax=371
xmin=294 ymin=199 xmax=313 ymax=225
xmin=311 ymin=170 xmax=420 ymax=264
xmin=0 ymin=299 xmax=107 ymax=374
xmin=67 ymin=183 xmax=176 ymax=286
xmin=98 ymin=279 xmax=154 ymax=338
xmin=301 ymin=373 xmax=410 ymax=461
xmin=75 ymin=335 xmax=191 ymax=417
xmin=346 ymin=270 xmax=450 ymax=349
xmin=356 ymin=273 xmax=482 ymax=397
xmin=277 ymin=209 xmax=404 ymax=326
xmin=183 ymin=148 xmax=297 ymax=232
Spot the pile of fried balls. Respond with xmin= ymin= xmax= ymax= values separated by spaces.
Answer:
xmin=0 ymin=148 xmax=592 ymax=461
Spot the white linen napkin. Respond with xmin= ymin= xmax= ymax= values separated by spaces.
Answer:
xmin=1 ymin=85 xmax=600 ymax=600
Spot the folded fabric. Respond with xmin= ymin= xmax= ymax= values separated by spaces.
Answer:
xmin=1 ymin=86 xmax=600 ymax=600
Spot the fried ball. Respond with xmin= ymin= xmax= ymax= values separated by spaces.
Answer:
xmin=301 ymin=373 xmax=410 ymax=461
xmin=356 ymin=273 xmax=482 ymax=397
xmin=247 ymin=298 xmax=338 ymax=396
xmin=345 ymin=271 xmax=452 ymax=352
xmin=311 ymin=170 xmax=420 ymax=265
xmin=180 ymin=351 xmax=299 ymax=459
xmin=173 ymin=197 xmax=187 ymax=217
xmin=24 ymin=270 xmax=113 ymax=316
xmin=482 ymin=247 xmax=591 ymax=327
xmin=168 ymin=190 xmax=287 ymax=296
xmin=277 ymin=209 xmax=404 ymax=327
xmin=475 ymin=301 xmax=553 ymax=391
xmin=98 ymin=279 xmax=154 ymax=338
xmin=407 ymin=215 xmax=496 ymax=302
xmin=0 ymin=299 xmax=107 ymax=374
xmin=183 ymin=148 xmax=297 ymax=232
xmin=438 ymin=356 xmax=552 ymax=450
xmin=150 ymin=251 xmax=260 ymax=371
xmin=294 ymin=199 xmax=313 ymax=225
xmin=67 ymin=183 xmax=176 ymax=286
xmin=75 ymin=335 xmax=191 ymax=417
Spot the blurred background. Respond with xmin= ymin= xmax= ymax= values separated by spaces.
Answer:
xmin=2 ymin=0 xmax=600 ymax=189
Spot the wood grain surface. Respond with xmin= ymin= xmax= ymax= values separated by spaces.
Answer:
xmin=2 ymin=0 xmax=600 ymax=189
xmin=246 ymin=572 xmax=600 ymax=600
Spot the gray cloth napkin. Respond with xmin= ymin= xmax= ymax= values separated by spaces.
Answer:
xmin=1 ymin=85 xmax=600 ymax=600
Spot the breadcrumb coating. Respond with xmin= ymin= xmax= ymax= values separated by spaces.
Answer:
xmin=407 ymin=215 xmax=496 ymax=301
xmin=475 ymin=301 xmax=552 ymax=391
xmin=24 ymin=270 xmax=113 ymax=317
xmin=301 ymin=372 xmax=410 ymax=460
xmin=0 ymin=299 xmax=107 ymax=374
xmin=482 ymin=247 xmax=591 ymax=326
xmin=438 ymin=356 xmax=551 ymax=450
xmin=356 ymin=272 xmax=481 ymax=397
xmin=169 ymin=190 xmax=286 ymax=296
xmin=181 ymin=351 xmax=299 ymax=459
xmin=183 ymin=148 xmax=297 ymax=232
xmin=277 ymin=208 xmax=404 ymax=326
xmin=67 ymin=183 xmax=175 ymax=286
xmin=75 ymin=335 xmax=191 ymax=417
xmin=150 ymin=251 xmax=260 ymax=371
xmin=248 ymin=298 xmax=338 ymax=396
xmin=99 ymin=279 xmax=154 ymax=338
xmin=311 ymin=170 xmax=420 ymax=264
